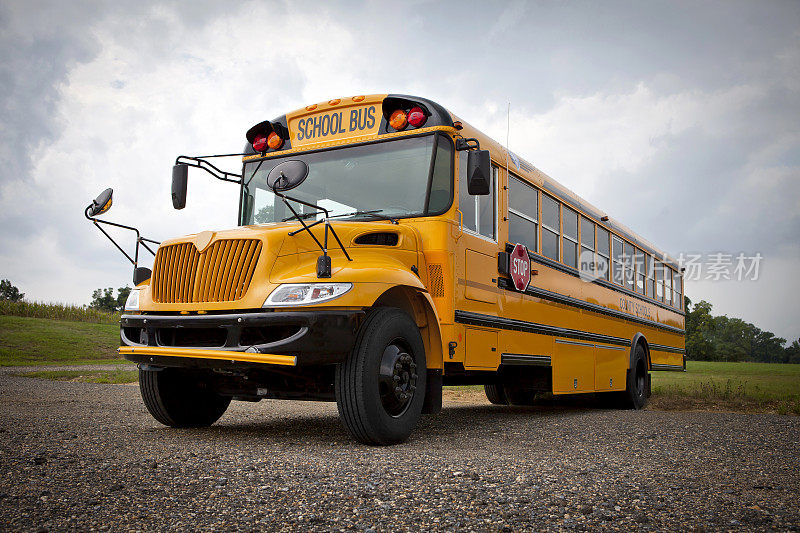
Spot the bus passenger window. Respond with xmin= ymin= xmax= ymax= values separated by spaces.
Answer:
xmin=655 ymin=262 xmax=664 ymax=301
xmin=458 ymin=153 xmax=495 ymax=239
xmin=623 ymin=241 xmax=634 ymax=291
xmin=645 ymin=254 xmax=654 ymax=297
xmin=562 ymin=207 xmax=578 ymax=268
xmin=612 ymin=236 xmax=624 ymax=285
xmin=580 ymin=217 xmax=595 ymax=278
xmin=635 ymin=248 xmax=645 ymax=294
xmin=597 ymin=226 xmax=610 ymax=280
xmin=674 ymin=274 xmax=682 ymax=309
xmin=541 ymin=195 xmax=560 ymax=261
xmin=458 ymin=152 xmax=477 ymax=233
xmin=664 ymin=268 xmax=673 ymax=305
xmin=478 ymin=166 xmax=497 ymax=239
xmin=508 ymin=176 xmax=538 ymax=252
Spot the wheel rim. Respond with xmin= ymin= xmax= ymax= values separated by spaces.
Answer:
xmin=635 ymin=361 xmax=646 ymax=398
xmin=378 ymin=340 xmax=418 ymax=418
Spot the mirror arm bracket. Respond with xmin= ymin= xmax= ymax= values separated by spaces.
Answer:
xmin=455 ymin=137 xmax=480 ymax=151
xmin=84 ymin=206 xmax=160 ymax=268
xmin=175 ymin=156 xmax=243 ymax=184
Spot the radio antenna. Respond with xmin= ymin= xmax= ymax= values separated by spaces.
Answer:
xmin=505 ymin=101 xmax=511 ymax=178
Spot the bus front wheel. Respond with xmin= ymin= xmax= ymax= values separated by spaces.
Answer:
xmin=335 ymin=307 xmax=427 ymax=445
xmin=139 ymin=368 xmax=231 ymax=427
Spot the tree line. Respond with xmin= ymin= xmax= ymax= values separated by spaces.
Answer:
xmin=685 ymin=296 xmax=799 ymax=363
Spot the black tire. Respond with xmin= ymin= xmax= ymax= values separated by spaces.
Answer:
xmin=503 ymin=384 xmax=537 ymax=406
xmin=484 ymin=383 xmax=508 ymax=405
xmin=619 ymin=344 xmax=649 ymax=409
xmin=139 ymin=367 xmax=231 ymax=428
xmin=335 ymin=307 xmax=426 ymax=445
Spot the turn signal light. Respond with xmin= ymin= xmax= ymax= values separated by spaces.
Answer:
xmin=252 ymin=134 xmax=268 ymax=152
xmin=267 ymin=132 xmax=283 ymax=149
xmin=407 ymin=106 xmax=427 ymax=128
xmin=389 ymin=109 xmax=408 ymax=130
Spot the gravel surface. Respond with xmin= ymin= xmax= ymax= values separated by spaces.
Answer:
xmin=1 ymin=374 xmax=798 ymax=532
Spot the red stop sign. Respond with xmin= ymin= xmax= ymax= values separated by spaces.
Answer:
xmin=510 ymin=243 xmax=531 ymax=291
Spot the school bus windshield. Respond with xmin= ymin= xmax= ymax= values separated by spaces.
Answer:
xmin=240 ymin=134 xmax=453 ymax=225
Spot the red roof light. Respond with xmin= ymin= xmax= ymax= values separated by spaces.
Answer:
xmin=407 ymin=106 xmax=427 ymax=128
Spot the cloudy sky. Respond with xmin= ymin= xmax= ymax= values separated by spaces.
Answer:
xmin=1 ymin=0 xmax=798 ymax=340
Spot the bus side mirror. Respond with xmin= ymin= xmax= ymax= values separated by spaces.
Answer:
xmin=87 ymin=188 xmax=113 ymax=217
xmin=467 ymin=150 xmax=490 ymax=195
xmin=172 ymin=164 xmax=188 ymax=209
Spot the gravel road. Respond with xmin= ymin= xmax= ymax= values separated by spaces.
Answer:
xmin=1 ymin=374 xmax=798 ymax=532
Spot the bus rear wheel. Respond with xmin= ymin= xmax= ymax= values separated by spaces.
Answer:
xmin=484 ymin=383 xmax=508 ymax=405
xmin=335 ymin=307 xmax=426 ymax=445
xmin=139 ymin=367 xmax=231 ymax=427
xmin=619 ymin=344 xmax=649 ymax=409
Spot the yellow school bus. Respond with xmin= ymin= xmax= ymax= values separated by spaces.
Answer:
xmin=88 ymin=94 xmax=684 ymax=445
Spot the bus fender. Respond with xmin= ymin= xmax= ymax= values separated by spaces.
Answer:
xmin=371 ymin=285 xmax=445 ymax=371
xmin=630 ymin=333 xmax=651 ymax=370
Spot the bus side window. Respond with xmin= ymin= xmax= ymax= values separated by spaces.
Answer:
xmin=674 ymin=273 xmax=683 ymax=309
xmin=664 ymin=267 xmax=673 ymax=305
xmin=623 ymin=241 xmax=635 ymax=292
xmin=508 ymin=175 xmax=538 ymax=252
xmin=478 ymin=166 xmax=497 ymax=239
xmin=635 ymin=248 xmax=645 ymax=294
xmin=655 ymin=262 xmax=664 ymax=301
xmin=596 ymin=226 xmax=610 ymax=281
xmin=612 ymin=236 xmax=624 ymax=285
xmin=645 ymin=254 xmax=654 ymax=298
xmin=541 ymin=194 xmax=560 ymax=261
xmin=562 ymin=206 xmax=578 ymax=268
xmin=458 ymin=151 xmax=477 ymax=232
xmin=459 ymin=153 xmax=496 ymax=239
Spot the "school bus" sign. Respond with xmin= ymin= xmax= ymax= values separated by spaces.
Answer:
xmin=289 ymin=104 xmax=379 ymax=146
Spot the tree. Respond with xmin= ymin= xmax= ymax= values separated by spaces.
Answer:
xmin=785 ymin=339 xmax=800 ymax=365
xmin=90 ymin=286 xmax=130 ymax=312
xmin=116 ymin=286 xmax=132 ymax=310
xmin=0 ymin=279 xmax=24 ymax=301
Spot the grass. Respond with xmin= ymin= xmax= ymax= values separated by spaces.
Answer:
xmin=0 ymin=315 xmax=125 ymax=366
xmin=0 ymin=300 xmax=120 ymax=324
xmin=444 ymin=362 xmax=800 ymax=414
xmin=14 ymin=369 xmax=138 ymax=384
xmin=651 ymin=361 xmax=800 ymax=415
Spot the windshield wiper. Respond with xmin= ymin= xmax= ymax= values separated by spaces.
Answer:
xmin=346 ymin=210 xmax=399 ymax=224
xmin=282 ymin=211 xmax=320 ymax=222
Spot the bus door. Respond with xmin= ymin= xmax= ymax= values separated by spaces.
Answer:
xmin=458 ymin=152 xmax=500 ymax=368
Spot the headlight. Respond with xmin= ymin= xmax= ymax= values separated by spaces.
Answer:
xmin=263 ymin=283 xmax=352 ymax=307
xmin=124 ymin=289 xmax=140 ymax=311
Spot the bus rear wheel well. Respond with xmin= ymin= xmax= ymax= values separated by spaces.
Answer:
xmin=371 ymin=286 xmax=443 ymax=369
xmin=631 ymin=333 xmax=651 ymax=371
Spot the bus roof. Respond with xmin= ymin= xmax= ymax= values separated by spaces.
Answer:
xmin=246 ymin=93 xmax=680 ymax=271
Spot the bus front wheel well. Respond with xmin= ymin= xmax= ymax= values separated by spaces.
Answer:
xmin=371 ymin=286 xmax=444 ymax=370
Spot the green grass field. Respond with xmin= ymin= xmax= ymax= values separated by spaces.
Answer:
xmin=0 ymin=315 xmax=124 ymax=366
xmin=650 ymin=361 xmax=800 ymax=414
xmin=14 ymin=369 xmax=139 ymax=383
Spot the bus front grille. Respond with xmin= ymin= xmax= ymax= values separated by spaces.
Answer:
xmin=151 ymin=239 xmax=262 ymax=303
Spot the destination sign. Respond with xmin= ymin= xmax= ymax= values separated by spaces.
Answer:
xmin=289 ymin=104 xmax=379 ymax=146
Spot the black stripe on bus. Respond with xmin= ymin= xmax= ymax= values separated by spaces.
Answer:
xmin=649 ymin=344 xmax=686 ymax=354
xmin=506 ymin=243 xmax=686 ymax=317
xmin=501 ymin=353 xmax=551 ymax=366
xmin=497 ymin=277 xmax=686 ymax=335
xmin=454 ymin=310 xmax=632 ymax=347
xmin=651 ymin=363 xmax=685 ymax=371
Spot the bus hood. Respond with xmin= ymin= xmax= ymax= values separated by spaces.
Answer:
xmin=141 ymin=221 xmax=422 ymax=312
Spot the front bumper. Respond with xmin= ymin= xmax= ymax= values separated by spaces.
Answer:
xmin=120 ymin=310 xmax=364 ymax=367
